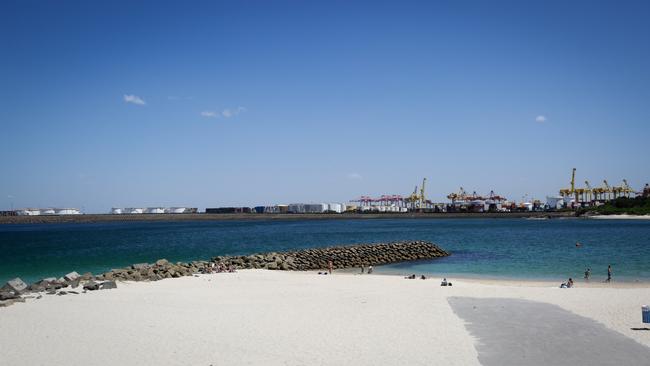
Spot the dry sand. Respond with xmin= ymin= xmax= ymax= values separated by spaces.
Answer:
xmin=588 ymin=214 xmax=650 ymax=220
xmin=1 ymin=270 xmax=649 ymax=366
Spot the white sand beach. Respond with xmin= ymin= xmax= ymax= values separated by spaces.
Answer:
xmin=588 ymin=214 xmax=650 ymax=220
xmin=2 ymin=270 xmax=650 ymax=366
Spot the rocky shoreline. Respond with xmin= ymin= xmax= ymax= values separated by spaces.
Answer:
xmin=0 ymin=241 xmax=449 ymax=307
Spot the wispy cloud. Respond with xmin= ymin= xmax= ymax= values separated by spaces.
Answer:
xmin=535 ymin=115 xmax=546 ymax=123
xmin=124 ymin=94 xmax=146 ymax=105
xmin=201 ymin=106 xmax=246 ymax=119
xmin=201 ymin=111 xmax=218 ymax=118
xmin=347 ymin=172 xmax=363 ymax=180
xmin=222 ymin=106 xmax=246 ymax=118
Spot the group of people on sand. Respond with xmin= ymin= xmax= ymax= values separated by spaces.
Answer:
xmin=404 ymin=274 xmax=426 ymax=280
xmin=561 ymin=264 xmax=613 ymax=288
xmin=403 ymin=274 xmax=452 ymax=285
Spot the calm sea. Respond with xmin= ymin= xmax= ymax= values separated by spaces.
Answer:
xmin=1 ymin=218 xmax=649 ymax=284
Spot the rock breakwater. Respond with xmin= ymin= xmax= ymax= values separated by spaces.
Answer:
xmin=212 ymin=240 xmax=449 ymax=270
xmin=0 ymin=241 xmax=448 ymax=307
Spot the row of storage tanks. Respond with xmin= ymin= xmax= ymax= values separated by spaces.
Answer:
xmin=16 ymin=208 xmax=82 ymax=216
xmin=110 ymin=207 xmax=197 ymax=214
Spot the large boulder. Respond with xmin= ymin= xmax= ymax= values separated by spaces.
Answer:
xmin=83 ymin=281 xmax=100 ymax=291
xmin=0 ymin=290 xmax=19 ymax=300
xmin=63 ymin=271 xmax=80 ymax=282
xmin=155 ymin=259 xmax=169 ymax=266
xmin=132 ymin=263 xmax=150 ymax=270
xmin=2 ymin=278 xmax=28 ymax=294
xmin=100 ymin=281 xmax=117 ymax=290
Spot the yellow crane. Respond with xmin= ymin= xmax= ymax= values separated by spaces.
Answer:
xmin=584 ymin=180 xmax=593 ymax=203
xmin=622 ymin=179 xmax=635 ymax=198
xmin=420 ymin=178 xmax=427 ymax=208
xmin=612 ymin=180 xmax=624 ymax=199
xmin=603 ymin=180 xmax=613 ymax=201
xmin=559 ymin=168 xmax=577 ymax=198
xmin=406 ymin=178 xmax=428 ymax=209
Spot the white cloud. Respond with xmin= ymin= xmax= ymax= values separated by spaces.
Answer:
xmin=201 ymin=111 xmax=218 ymax=118
xmin=124 ymin=94 xmax=146 ymax=105
xmin=347 ymin=172 xmax=362 ymax=180
xmin=222 ymin=106 xmax=246 ymax=118
xmin=535 ymin=115 xmax=546 ymax=123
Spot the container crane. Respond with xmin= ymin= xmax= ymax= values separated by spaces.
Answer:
xmin=447 ymin=187 xmax=467 ymax=204
xmin=559 ymin=168 xmax=577 ymax=199
xmin=419 ymin=178 xmax=427 ymax=208
xmin=584 ymin=181 xmax=593 ymax=204
xmin=602 ymin=180 xmax=612 ymax=201
xmin=622 ymin=179 xmax=635 ymax=198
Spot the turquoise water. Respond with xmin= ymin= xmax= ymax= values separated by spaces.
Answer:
xmin=1 ymin=218 xmax=649 ymax=284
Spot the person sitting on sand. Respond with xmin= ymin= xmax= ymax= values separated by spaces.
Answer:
xmin=420 ymin=275 xmax=426 ymax=280
xmin=568 ymin=278 xmax=574 ymax=288
xmin=404 ymin=274 xmax=416 ymax=279
xmin=441 ymin=278 xmax=448 ymax=286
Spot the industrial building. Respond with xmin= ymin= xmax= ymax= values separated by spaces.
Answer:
xmin=287 ymin=203 xmax=346 ymax=213
xmin=205 ymin=207 xmax=252 ymax=214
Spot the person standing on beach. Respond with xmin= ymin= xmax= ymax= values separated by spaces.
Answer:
xmin=328 ymin=260 xmax=333 ymax=275
xmin=607 ymin=264 xmax=612 ymax=282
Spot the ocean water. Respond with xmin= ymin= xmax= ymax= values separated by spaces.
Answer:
xmin=1 ymin=218 xmax=649 ymax=284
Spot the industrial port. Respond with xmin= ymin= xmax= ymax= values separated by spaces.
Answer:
xmin=1 ymin=169 xmax=648 ymax=219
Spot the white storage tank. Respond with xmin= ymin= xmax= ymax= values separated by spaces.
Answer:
xmin=145 ymin=207 xmax=165 ymax=214
xmin=125 ymin=208 xmax=144 ymax=214
xmin=55 ymin=208 xmax=81 ymax=215
xmin=111 ymin=208 xmax=123 ymax=215
xmin=166 ymin=207 xmax=187 ymax=214
xmin=41 ymin=208 xmax=56 ymax=215
xmin=16 ymin=208 xmax=41 ymax=216
xmin=546 ymin=196 xmax=564 ymax=210
xmin=327 ymin=203 xmax=342 ymax=213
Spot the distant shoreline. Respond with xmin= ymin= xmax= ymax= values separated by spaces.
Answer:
xmin=0 ymin=211 xmax=576 ymax=225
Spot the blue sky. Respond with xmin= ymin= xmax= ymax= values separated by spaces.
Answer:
xmin=1 ymin=0 xmax=649 ymax=212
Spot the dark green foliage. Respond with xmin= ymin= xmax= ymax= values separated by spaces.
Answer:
xmin=582 ymin=197 xmax=650 ymax=215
